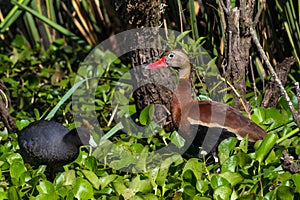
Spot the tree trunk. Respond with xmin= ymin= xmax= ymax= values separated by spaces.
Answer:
xmin=115 ymin=0 xmax=174 ymax=130
xmin=262 ymin=57 xmax=295 ymax=107
xmin=221 ymin=1 xmax=254 ymax=110
xmin=0 ymin=81 xmax=17 ymax=133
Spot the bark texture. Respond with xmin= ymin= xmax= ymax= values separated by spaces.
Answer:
xmin=262 ymin=57 xmax=295 ymax=107
xmin=115 ymin=0 xmax=175 ymax=130
xmin=0 ymin=81 xmax=17 ymax=133
xmin=221 ymin=1 xmax=254 ymax=109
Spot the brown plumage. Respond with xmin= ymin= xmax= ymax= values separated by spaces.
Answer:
xmin=146 ymin=50 xmax=267 ymax=147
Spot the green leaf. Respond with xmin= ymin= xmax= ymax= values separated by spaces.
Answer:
xmin=251 ymin=107 xmax=266 ymax=124
xmin=84 ymin=156 xmax=98 ymax=172
xmin=264 ymin=108 xmax=288 ymax=130
xmin=196 ymin=180 xmax=209 ymax=194
xmin=9 ymin=160 xmax=26 ymax=180
xmin=218 ymin=137 xmax=238 ymax=164
xmin=111 ymin=181 xmax=127 ymax=194
xmin=6 ymin=153 xmax=23 ymax=165
xmin=276 ymin=186 xmax=293 ymax=200
xmin=82 ymin=170 xmax=100 ymax=189
xmin=36 ymin=181 xmax=59 ymax=200
xmin=132 ymin=194 xmax=159 ymax=200
xmin=236 ymin=150 xmax=252 ymax=168
xmin=100 ymin=175 xmax=118 ymax=189
xmin=255 ymin=133 xmax=278 ymax=163
xmin=35 ymin=193 xmax=59 ymax=200
xmin=121 ymin=188 xmax=136 ymax=200
xmin=292 ymin=174 xmax=300 ymax=193
xmin=62 ymin=170 xmax=76 ymax=186
xmin=176 ymin=30 xmax=192 ymax=42
xmin=16 ymin=120 xmax=30 ymax=131
xmin=129 ymin=143 xmax=144 ymax=153
xmin=210 ymin=175 xmax=230 ymax=189
xmin=98 ymin=187 xmax=113 ymax=195
xmin=213 ymin=185 xmax=232 ymax=200
xmin=148 ymin=167 xmax=159 ymax=194
xmin=55 ymin=173 xmax=65 ymax=188
xmin=170 ymin=131 xmax=186 ymax=148
xmin=264 ymin=149 xmax=278 ymax=165
xmin=139 ymin=104 xmax=155 ymax=125
xmin=182 ymin=158 xmax=204 ymax=181
xmin=157 ymin=154 xmax=182 ymax=187
xmin=219 ymin=172 xmax=243 ymax=186
xmin=263 ymin=166 xmax=284 ymax=180
xmin=0 ymin=128 xmax=8 ymax=141
xmin=221 ymin=155 xmax=238 ymax=172
xmin=73 ymin=178 xmax=94 ymax=200
xmin=129 ymin=175 xmax=153 ymax=193
xmin=110 ymin=153 xmax=137 ymax=170
xmin=193 ymin=197 xmax=211 ymax=200
xmin=33 ymin=108 xmax=40 ymax=120
xmin=239 ymin=134 xmax=249 ymax=153
xmin=296 ymin=141 xmax=300 ymax=155
xmin=8 ymin=187 xmax=19 ymax=200
xmin=113 ymin=91 xmax=129 ymax=105
xmin=37 ymin=181 xmax=56 ymax=194
xmin=182 ymin=185 xmax=197 ymax=199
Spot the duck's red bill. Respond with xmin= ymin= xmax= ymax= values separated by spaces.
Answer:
xmin=146 ymin=56 xmax=167 ymax=69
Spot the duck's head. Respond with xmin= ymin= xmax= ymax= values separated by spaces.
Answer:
xmin=146 ymin=50 xmax=191 ymax=79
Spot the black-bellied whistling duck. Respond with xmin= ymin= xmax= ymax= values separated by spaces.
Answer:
xmin=146 ymin=50 xmax=267 ymax=153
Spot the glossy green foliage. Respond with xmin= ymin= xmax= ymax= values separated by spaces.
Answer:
xmin=0 ymin=1 xmax=300 ymax=196
xmin=0 ymin=41 xmax=299 ymax=199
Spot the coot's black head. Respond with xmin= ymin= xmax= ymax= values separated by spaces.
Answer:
xmin=64 ymin=126 xmax=97 ymax=148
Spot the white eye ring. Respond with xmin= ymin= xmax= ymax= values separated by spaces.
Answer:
xmin=168 ymin=53 xmax=175 ymax=59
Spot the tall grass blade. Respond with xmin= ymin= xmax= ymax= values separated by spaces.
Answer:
xmin=46 ymin=77 xmax=93 ymax=120
xmin=11 ymin=0 xmax=86 ymax=45
xmin=46 ymin=0 xmax=57 ymax=41
xmin=0 ymin=0 xmax=31 ymax=33
xmin=23 ymin=12 xmax=40 ymax=46
xmin=189 ymin=0 xmax=199 ymax=40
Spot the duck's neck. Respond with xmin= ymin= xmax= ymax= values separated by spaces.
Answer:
xmin=173 ymin=78 xmax=193 ymax=105
xmin=170 ymin=65 xmax=193 ymax=129
xmin=178 ymin=67 xmax=191 ymax=80
xmin=171 ymin=77 xmax=193 ymax=129
xmin=175 ymin=65 xmax=192 ymax=101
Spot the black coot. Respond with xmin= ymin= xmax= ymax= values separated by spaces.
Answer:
xmin=18 ymin=120 xmax=97 ymax=168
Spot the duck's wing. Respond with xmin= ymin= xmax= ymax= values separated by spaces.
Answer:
xmin=186 ymin=100 xmax=267 ymax=142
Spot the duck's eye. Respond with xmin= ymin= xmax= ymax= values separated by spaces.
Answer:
xmin=168 ymin=53 xmax=175 ymax=59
